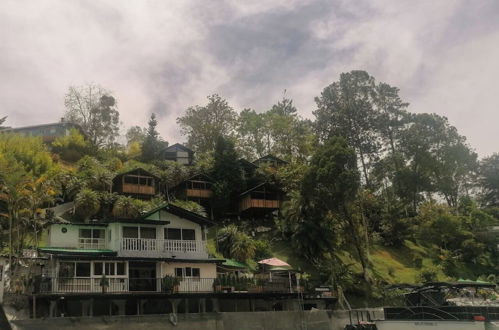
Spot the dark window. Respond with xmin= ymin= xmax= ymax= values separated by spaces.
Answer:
xmin=105 ymin=262 xmax=115 ymax=275
xmin=58 ymin=262 xmax=75 ymax=278
xmin=192 ymin=268 xmax=200 ymax=277
xmin=140 ymin=227 xmax=156 ymax=239
xmin=117 ymin=262 xmax=126 ymax=275
xmin=166 ymin=228 xmax=181 ymax=240
xmin=182 ymin=229 xmax=196 ymax=240
xmin=175 ymin=268 xmax=183 ymax=277
xmin=185 ymin=267 xmax=192 ymax=277
xmin=79 ymin=229 xmax=92 ymax=238
xmin=123 ymin=227 xmax=139 ymax=238
xmin=94 ymin=262 xmax=103 ymax=276
xmin=93 ymin=229 xmax=104 ymax=239
xmin=76 ymin=263 xmax=91 ymax=277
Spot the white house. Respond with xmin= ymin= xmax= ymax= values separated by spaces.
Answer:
xmin=37 ymin=204 xmax=220 ymax=294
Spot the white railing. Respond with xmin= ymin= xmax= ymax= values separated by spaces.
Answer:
xmin=121 ymin=238 xmax=158 ymax=252
xmin=118 ymin=238 xmax=207 ymax=258
xmin=78 ymin=238 xmax=106 ymax=249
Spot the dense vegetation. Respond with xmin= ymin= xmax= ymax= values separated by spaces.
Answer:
xmin=1 ymin=70 xmax=499 ymax=305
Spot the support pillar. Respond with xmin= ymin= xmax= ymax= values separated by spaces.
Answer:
xmin=32 ymin=296 xmax=36 ymax=319
xmin=49 ymin=300 xmax=57 ymax=318
xmin=81 ymin=300 xmax=92 ymax=317
xmin=210 ymin=298 xmax=219 ymax=312
xmin=112 ymin=300 xmax=126 ymax=315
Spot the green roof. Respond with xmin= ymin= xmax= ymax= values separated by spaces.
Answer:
xmin=222 ymin=259 xmax=248 ymax=269
xmin=38 ymin=247 xmax=116 ymax=256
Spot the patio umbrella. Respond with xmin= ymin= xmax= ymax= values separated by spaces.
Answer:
xmin=257 ymin=258 xmax=291 ymax=268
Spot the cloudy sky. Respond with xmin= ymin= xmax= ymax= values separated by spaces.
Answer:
xmin=1 ymin=0 xmax=499 ymax=155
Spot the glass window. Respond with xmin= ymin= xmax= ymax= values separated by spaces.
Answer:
xmin=182 ymin=229 xmax=196 ymax=240
xmin=105 ymin=262 xmax=115 ymax=275
xmin=192 ymin=268 xmax=200 ymax=277
xmin=123 ymin=227 xmax=139 ymax=238
xmin=94 ymin=262 xmax=103 ymax=276
xmin=175 ymin=268 xmax=183 ymax=277
xmin=166 ymin=228 xmax=181 ymax=240
xmin=117 ymin=262 xmax=126 ymax=276
xmin=140 ymin=227 xmax=156 ymax=239
xmin=79 ymin=229 xmax=92 ymax=238
xmin=58 ymin=262 xmax=75 ymax=278
xmin=185 ymin=267 xmax=192 ymax=277
xmin=93 ymin=229 xmax=104 ymax=239
xmin=76 ymin=263 xmax=91 ymax=277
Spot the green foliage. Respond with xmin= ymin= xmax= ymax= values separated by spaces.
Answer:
xmin=171 ymin=200 xmax=207 ymax=217
xmin=141 ymin=113 xmax=167 ymax=162
xmin=216 ymin=225 xmax=256 ymax=262
xmin=51 ymin=128 xmax=90 ymax=162
xmin=177 ymin=94 xmax=238 ymax=153
xmin=112 ymin=196 xmax=143 ymax=218
xmin=254 ymin=239 xmax=272 ymax=260
xmin=211 ymin=136 xmax=245 ymax=216
xmin=74 ymin=188 xmax=100 ymax=220
xmin=480 ymin=153 xmax=499 ymax=207
xmin=417 ymin=266 xmax=440 ymax=283
xmin=0 ymin=133 xmax=53 ymax=176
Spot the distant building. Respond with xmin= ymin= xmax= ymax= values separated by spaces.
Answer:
xmin=252 ymin=155 xmax=288 ymax=168
xmin=1 ymin=120 xmax=85 ymax=143
xmin=239 ymin=182 xmax=283 ymax=215
xmin=112 ymin=168 xmax=160 ymax=200
xmin=160 ymin=143 xmax=194 ymax=165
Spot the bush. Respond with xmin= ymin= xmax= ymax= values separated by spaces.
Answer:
xmin=51 ymin=128 xmax=90 ymax=162
xmin=417 ymin=266 xmax=439 ymax=283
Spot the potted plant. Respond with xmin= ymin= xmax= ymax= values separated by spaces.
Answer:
xmin=100 ymin=274 xmax=109 ymax=293
xmin=161 ymin=275 xmax=180 ymax=294
xmin=213 ymin=277 xmax=222 ymax=292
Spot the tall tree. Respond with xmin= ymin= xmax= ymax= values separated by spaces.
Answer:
xmin=177 ymin=94 xmax=238 ymax=154
xmin=141 ymin=113 xmax=167 ymax=162
xmin=126 ymin=126 xmax=147 ymax=145
xmin=314 ymin=71 xmax=379 ymax=187
xmin=64 ymin=84 xmax=120 ymax=147
xmin=479 ymin=153 xmax=499 ymax=207
xmin=211 ymin=136 xmax=245 ymax=216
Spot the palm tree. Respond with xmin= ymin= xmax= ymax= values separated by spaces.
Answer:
xmin=112 ymin=196 xmax=141 ymax=218
xmin=75 ymin=189 xmax=100 ymax=221
xmin=216 ymin=225 xmax=256 ymax=262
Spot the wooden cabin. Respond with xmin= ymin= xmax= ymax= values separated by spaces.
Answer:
xmin=239 ymin=182 xmax=282 ymax=213
xmin=112 ymin=168 xmax=159 ymax=199
xmin=253 ymin=154 xmax=288 ymax=168
xmin=239 ymin=158 xmax=259 ymax=179
xmin=161 ymin=143 xmax=194 ymax=165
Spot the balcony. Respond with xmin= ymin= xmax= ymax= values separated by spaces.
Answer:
xmin=185 ymin=188 xmax=213 ymax=199
xmin=119 ymin=238 xmax=208 ymax=259
xmin=34 ymin=277 xmax=216 ymax=294
xmin=122 ymin=183 xmax=155 ymax=195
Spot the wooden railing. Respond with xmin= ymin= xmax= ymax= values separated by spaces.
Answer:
xmin=185 ymin=189 xmax=213 ymax=198
xmin=78 ymin=238 xmax=106 ymax=249
xmin=239 ymin=196 xmax=280 ymax=211
xmin=122 ymin=183 xmax=155 ymax=195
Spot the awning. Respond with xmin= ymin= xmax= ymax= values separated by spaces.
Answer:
xmin=38 ymin=247 xmax=117 ymax=256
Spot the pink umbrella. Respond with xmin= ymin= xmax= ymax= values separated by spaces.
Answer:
xmin=257 ymin=257 xmax=291 ymax=268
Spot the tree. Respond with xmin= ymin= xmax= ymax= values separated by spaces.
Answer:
xmin=126 ymin=126 xmax=147 ymax=145
xmin=314 ymin=71 xmax=379 ymax=187
xmin=51 ymin=128 xmax=90 ymax=162
xmin=479 ymin=153 xmax=499 ymax=207
xmin=74 ymin=189 xmax=100 ymax=220
xmin=141 ymin=113 xmax=167 ymax=162
xmin=64 ymin=84 xmax=120 ymax=147
xmin=112 ymin=196 xmax=143 ymax=218
xmin=177 ymin=94 xmax=238 ymax=154
xmin=211 ymin=136 xmax=245 ymax=216
xmin=216 ymin=225 xmax=256 ymax=262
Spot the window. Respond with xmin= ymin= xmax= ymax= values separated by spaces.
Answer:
xmin=124 ymin=226 xmax=156 ymax=239
xmin=59 ymin=262 xmax=90 ymax=278
xmin=174 ymin=267 xmax=200 ymax=278
xmin=182 ymin=229 xmax=195 ymax=240
xmin=93 ymin=262 xmax=126 ymax=277
xmin=166 ymin=228 xmax=181 ymax=240
xmin=165 ymin=228 xmax=195 ymax=240
xmin=123 ymin=227 xmax=139 ymax=238
xmin=79 ymin=228 xmax=104 ymax=239
xmin=140 ymin=227 xmax=156 ymax=239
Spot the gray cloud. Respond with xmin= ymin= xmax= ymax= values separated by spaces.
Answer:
xmin=1 ymin=0 xmax=499 ymax=155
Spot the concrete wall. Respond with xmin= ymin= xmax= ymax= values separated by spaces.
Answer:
xmin=10 ymin=310 xmax=381 ymax=330
xmin=48 ymin=224 xmax=107 ymax=249
xmin=161 ymin=262 xmax=216 ymax=278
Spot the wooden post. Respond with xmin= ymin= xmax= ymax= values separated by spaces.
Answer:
xmin=32 ymin=295 xmax=36 ymax=319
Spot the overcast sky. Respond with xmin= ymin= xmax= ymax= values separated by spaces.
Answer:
xmin=1 ymin=0 xmax=499 ymax=156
